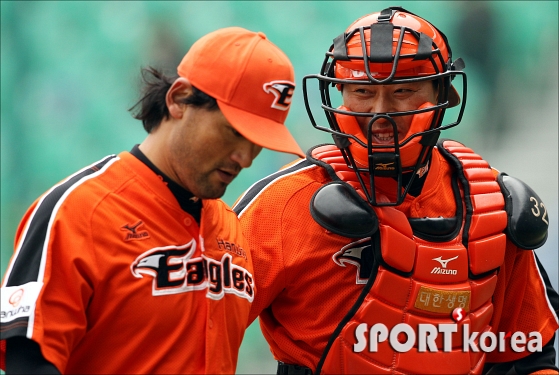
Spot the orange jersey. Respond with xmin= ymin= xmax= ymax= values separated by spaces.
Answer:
xmin=234 ymin=145 xmax=559 ymax=371
xmin=1 ymin=151 xmax=253 ymax=374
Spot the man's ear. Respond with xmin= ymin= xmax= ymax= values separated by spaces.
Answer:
xmin=166 ymin=77 xmax=192 ymax=119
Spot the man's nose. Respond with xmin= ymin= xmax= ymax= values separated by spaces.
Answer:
xmin=369 ymin=94 xmax=393 ymax=114
xmin=230 ymin=141 xmax=262 ymax=169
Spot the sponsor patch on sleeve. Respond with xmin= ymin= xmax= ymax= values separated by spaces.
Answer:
xmin=1 ymin=281 xmax=43 ymax=324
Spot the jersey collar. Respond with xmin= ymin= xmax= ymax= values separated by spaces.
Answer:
xmin=130 ymin=144 xmax=202 ymax=224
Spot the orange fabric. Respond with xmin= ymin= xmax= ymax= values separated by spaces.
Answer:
xmin=238 ymin=147 xmax=559 ymax=371
xmin=487 ymin=241 xmax=558 ymax=363
xmin=1 ymin=152 xmax=253 ymax=374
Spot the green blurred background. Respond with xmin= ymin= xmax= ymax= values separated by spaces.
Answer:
xmin=1 ymin=1 xmax=557 ymax=373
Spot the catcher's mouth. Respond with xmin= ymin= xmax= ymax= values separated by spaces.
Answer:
xmin=374 ymin=132 xmax=394 ymax=142
xmin=372 ymin=131 xmax=401 ymax=145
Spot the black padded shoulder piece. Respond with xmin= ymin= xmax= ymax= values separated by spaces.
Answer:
xmin=310 ymin=182 xmax=379 ymax=238
xmin=497 ymin=173 xmax=549 ymax=250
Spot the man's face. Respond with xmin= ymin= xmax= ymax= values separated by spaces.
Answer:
xmin=167 ymin=106 xmax=262 ymax=199
xmin=341 ymin=80 xmax=438 ymax=144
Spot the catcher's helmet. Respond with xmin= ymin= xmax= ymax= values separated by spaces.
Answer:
xmin=303 ymin=7 xmax=467 ymax=206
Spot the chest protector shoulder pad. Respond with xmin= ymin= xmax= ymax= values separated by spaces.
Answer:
xmin=310 ymin=181 xmax=379 ymax=238
xmin=497 ymin=173 xmax=548 ymax=249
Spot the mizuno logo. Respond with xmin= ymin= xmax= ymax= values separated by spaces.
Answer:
xmin=375 ymin=162 xmax=395 ymax=171
xmin=431 ymin=255 xmax=459 ymax=276
xmin=263 ymin=80 xmax=295 ymax=111
xmin=432 ymin=255 xmax=458 ymax=268
xmin=431 ymin=267 xmax=457 ymax=275
xmin=121 ymin=220 xmax=150 ymax=241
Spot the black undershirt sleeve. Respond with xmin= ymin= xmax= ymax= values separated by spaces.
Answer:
xmin=6 ymin=337 xmax=61 ymax=374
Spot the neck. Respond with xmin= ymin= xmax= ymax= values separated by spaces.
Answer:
xmin=139 ymin=122 xmax=181 ymax=188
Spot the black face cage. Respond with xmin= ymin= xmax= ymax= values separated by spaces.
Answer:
xmin=302 ymin=9 xmax=467 ymax=206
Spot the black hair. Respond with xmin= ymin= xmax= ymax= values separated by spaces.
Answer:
xmin=129 ymin=66 xmax=218 ymax=133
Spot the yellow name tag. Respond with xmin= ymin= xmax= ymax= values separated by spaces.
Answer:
xmin=414 ymin=286 xmax=471 ymax=314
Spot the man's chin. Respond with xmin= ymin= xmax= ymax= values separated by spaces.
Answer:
xmin=194 ymin=182 xmax=228 ymax=200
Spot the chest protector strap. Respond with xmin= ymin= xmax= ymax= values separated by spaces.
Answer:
xmin=309 ymin=141 xmax=509 ymax=375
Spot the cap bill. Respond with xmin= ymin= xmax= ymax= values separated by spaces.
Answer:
xmin=217 ymin=100 xmax=305 ymax=158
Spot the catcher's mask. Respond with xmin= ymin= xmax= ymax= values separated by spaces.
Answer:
xmin=303 ymin=6 xmax=467 ymax=206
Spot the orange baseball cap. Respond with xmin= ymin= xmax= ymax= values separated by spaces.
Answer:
xmin=177 ymin=27 xmax=304 ymax=157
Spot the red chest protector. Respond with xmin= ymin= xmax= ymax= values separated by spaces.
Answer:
xmin=309 ymin=140 xmax=508 ymax=375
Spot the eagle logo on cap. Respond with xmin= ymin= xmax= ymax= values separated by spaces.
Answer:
xmin=263 ymin=80 xmax=295 ymax=111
